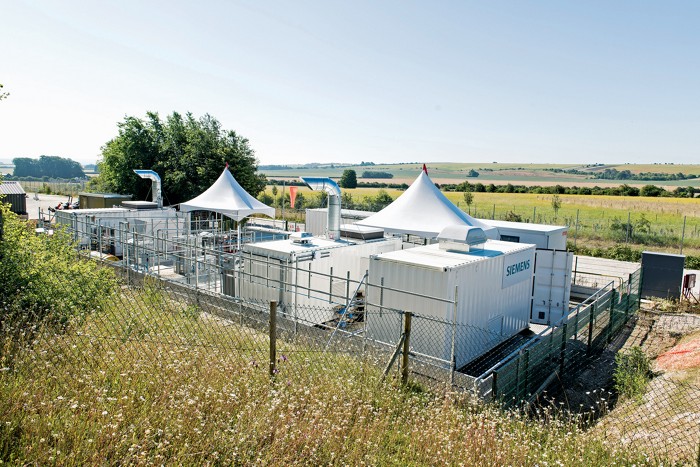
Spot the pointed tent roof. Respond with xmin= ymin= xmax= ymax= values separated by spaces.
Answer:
xmin=180 ymin=167 xmax=275 ymax=221
xmin=356 ymin=169 xmax=498 ymax=239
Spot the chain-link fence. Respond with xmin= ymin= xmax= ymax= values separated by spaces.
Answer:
xmin=475 ymin=268 xmax=642 ymax=405
xmin=4 ymin=247 xmax=700 ymax=462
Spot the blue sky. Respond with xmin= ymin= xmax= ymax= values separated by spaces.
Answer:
xmin=1 ymin=0 xmax=698 ymax=165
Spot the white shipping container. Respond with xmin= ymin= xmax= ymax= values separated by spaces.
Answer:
xmin=530 ymin=249 xmax=573 ymax=325
xmin=366 ymin=240 xmax=536 ymax=368
xmin=241 ymin=236 xmax=402 ymax=324
xmin=480 ymin=219 xmax=568 ymax=250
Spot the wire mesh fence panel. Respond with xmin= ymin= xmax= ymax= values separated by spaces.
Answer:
xmin=593 ymin=375 xmax=700 ymax=465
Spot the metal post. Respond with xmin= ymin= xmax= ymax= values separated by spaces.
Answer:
xmin=401 ymin=312 xmax=412 ymax=386
xmin=625 ymin=211 xmax=631 ymax=244
xmin=363 ymin=269 xmax=369 ymax=352
xmin=559 ymin=323 xmax=567 ymax=376
xmin=269 ymin=301 xmax=277 ymax=377
xmin=680 ymin=215 xmax=687 ymax=255
xmin=587 ymin=302 xmax=595 ymax=355
xmin=194 ymin=240 xmax=199 ymax=290
xmin=450 ymin=286 xmax=458 ymax=385
xmin=523 ymin=349 xmax=530 ymax=399
xmin=329 ymin=266 xmax=333 ymax=303
xmin=607 ymin=289 xmax=616 ymax=343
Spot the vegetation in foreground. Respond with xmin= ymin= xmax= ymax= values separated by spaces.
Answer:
xmin=0 ymin=206 xmax=658 ymax=465
xmin=0 ymin=307 xmax=652 ymax=466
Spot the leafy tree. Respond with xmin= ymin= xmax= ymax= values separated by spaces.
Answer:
xmin=93 ymin=112 xmax=266 ymax=205
xmin=640 ymin=184 xmax=665 ymax=197
xmin=551 ymin=194 xmax=562 ymax=220
xmin=467 ymin=169 xmax=479 ymax=177
xmin=339 ymin=169 xmax=357 ymax=189
xmin=13 ymin=156 xmax=85 ymax=179
xmin=361 ymin=171 xmax=393 ymax=179
xmin=463 ymin=186 xmax=474 ymax=212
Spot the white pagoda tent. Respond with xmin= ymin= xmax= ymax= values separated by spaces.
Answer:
xmin=356 ymin=165 xmax=498 ymax=239
xmin=180 ymin=166 xmax=274 ymax=247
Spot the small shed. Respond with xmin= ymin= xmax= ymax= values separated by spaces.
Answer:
xmin=0 ymin=182 xmax=27 ymax=215
xmin=78 ymin=192 xmax=132 ymax=209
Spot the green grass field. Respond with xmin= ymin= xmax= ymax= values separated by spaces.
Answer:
xmin=265 ymin=185 xmax=700 ymax=256
xmin=262 ymin=162 xmax=700 ymax=188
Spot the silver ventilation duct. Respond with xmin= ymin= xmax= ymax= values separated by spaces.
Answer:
xmin=133 ymin=170 xmax=163 ymax=208
xmin=300 ymin=177 xmax=341 ymax=241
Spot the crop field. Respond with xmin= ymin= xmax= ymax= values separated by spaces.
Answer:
xmin=262 ymin=162 xmax=700 ymax=189
xmin=264 ymin=184 xmax=700 ymax=256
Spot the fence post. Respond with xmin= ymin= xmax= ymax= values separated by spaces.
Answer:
xmin=401 ymin=312 xmax=412 ymax=386
xmin=523 ymin=349 xmax=530 ymax=399
xmin=587 ymin=301 xmax=596 ymax=355
xmin=492 ymin=371 xmax=498 ymax=401
xmin=559 ymin=323 xmax=567 ymax=376
xmin=269 ymin=300 xmax=277 ymax=377
xmin=680 ymin=215 xmax=686 ymax=255
xmin=450 ymin=286 xmax=458 ymax=386
xmin=607 ymin=289 xmax=616 ymax=343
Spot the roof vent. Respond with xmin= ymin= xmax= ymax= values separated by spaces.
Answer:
xmin=290 ymin=231 xmax=313 ymax=245
xmin=437 ymin=225 xmax=487 ymax=252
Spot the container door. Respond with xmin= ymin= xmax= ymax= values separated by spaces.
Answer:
xmin=530 ymin=250 xmax=573 ymax=325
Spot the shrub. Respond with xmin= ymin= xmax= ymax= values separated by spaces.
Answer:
xmin=613 ymin=347 xmax=652 ymax=402
xmin=0 ymin=203 xmax=117 ymax=334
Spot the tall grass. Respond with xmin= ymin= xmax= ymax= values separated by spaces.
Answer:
xmin=0 ymin=288 xmax=654 ymax=465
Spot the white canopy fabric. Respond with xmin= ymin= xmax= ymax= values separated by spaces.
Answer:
xmin=180 ymin=167 xmax=275 ymax=221
xmin=356 ymin=169 xmax=498 ymax=239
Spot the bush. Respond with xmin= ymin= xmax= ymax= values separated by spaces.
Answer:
xmin=0 ymin=203 xmax=117 ymax=334
xmin=613 ymin=347 xmax=652 ymax=402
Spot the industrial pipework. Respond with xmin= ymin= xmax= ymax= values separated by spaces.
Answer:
xmin=133 ymin=170 xmax=163 ymax=208
xmin=300 ymin=177 xmax=341 ymax=240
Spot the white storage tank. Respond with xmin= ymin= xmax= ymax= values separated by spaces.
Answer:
xmin=365 ymin=226 xmax=536 ymax=369
xmin=240 ymin=234 xmax=402 ymax=325
xmin=480 ymin=219 xmax=568 ymax=250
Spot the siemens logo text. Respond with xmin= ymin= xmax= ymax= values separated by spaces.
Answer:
xmin=506 ymin=260 xmax=530 ymax=277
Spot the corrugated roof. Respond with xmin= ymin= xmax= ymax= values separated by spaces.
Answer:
xmin=0 ymin=181 xmax=26 ymax=195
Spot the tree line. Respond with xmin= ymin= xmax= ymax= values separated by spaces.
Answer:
xmin=545 ymin=167 xmax=698 ymax=181
xmin=445 ymin=181 xmax=696 ymax=198
xmin=12 ymin=156 xmax=85 ymax=179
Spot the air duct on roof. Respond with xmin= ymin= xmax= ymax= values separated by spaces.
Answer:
xmin=300 ymin=177 xmax=341 ymax=241
xmin=133 ymin=170 xmax=163 ymax=208
xmin=437 ymin=225 xmax=487 ymax=253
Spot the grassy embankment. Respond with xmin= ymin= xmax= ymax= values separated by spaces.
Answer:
xmin=0 ymin=287 xmax=652 ymax=465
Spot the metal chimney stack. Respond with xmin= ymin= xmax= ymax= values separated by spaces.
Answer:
xmin=300 ymin=177 xmax=341 ymax=241
xmin=133 ymin=170 xmax=163 ymax=208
